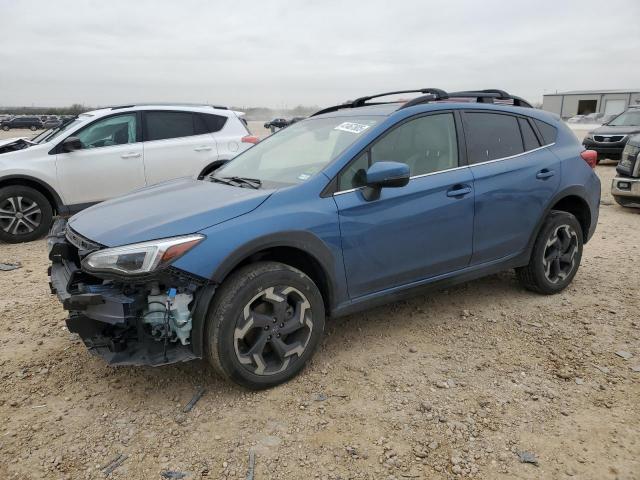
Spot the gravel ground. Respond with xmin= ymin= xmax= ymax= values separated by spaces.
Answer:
xmin=0 ymin=130 xmax=639 ymax=480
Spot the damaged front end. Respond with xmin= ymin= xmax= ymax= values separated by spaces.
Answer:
xmin=48 ymin=219 xmax=213 ymax=366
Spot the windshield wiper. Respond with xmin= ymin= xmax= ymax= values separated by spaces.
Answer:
xmin=209 ymin=176 xmax=261 ymax=189
xmin=209 ymin=176 xmax=237 ymax=187
xmin=223 ymin=176 xmax=262 ymax=189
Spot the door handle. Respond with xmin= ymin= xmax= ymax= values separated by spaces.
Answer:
xmin=446 ymin=185 xmax=472 ymax=197
xmin=536 ymin=169 xmax=555 ymax=180
xmin=121 ymin=152 xmax=141 ymax=159
xmin=194 ymin=146 xmax=213 ymax=152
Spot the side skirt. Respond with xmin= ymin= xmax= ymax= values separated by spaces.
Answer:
xmin=330 ymin=251 xmax=530 ymax=318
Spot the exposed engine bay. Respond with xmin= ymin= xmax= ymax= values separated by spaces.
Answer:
xmin=48 ymin=219 xmax=210 ymax=366
xmin=0 ymin=137 xmax=33 ymax=154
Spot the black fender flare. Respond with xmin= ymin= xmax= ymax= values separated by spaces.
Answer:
xmin=190 ymin=231 xmax=337 ymax=357
xmin=0 ymin=174 xmax=64 ymax=212
xmin=522 ymin=185 xmax=593 ymax=261
xmin=210 ymin=230 xmax=336 ymax=287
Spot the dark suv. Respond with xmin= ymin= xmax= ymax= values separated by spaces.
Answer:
xmin=49 ymin=88 xmax=601 ymax=389
xmin=582 ymin=106 xmax=640 ymax=162
xmin=1 ymin=116 xmax=44 ymax=131
xmin=611 ymin=134 xmax=640 ymax=207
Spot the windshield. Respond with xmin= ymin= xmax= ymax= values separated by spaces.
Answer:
xmin=31 ymin=117 xmax=86 ymax=144
xmin=607 ymin=110 xmax=640 ymax=126
xmin=214 ymin=116 xmax=381 ymax=187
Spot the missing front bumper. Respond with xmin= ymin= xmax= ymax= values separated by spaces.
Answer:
xmin=48 ymin=220 xmax=202 ymax=367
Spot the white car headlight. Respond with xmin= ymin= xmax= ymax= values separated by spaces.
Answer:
xmin=82 ymin=234 xmax=204 ymax=275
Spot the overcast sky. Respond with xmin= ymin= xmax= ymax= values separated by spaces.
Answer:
xmin=1 ymin=0 xmax=639 ymax=108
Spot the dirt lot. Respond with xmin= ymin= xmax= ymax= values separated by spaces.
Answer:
xmin=0 ymin=129 xmax=639 ymax=480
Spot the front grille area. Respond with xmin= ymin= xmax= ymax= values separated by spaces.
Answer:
xmin=65 ymin=226 xmax=103 ymax=252
xmin=594 ymin=135 xmax=624 ymax=143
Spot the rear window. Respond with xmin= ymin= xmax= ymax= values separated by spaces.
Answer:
xmin=519 ymin=118 xmax=541 ymax=151
xmin=463 ymin=112 xmax=524 ymax=163
xmin=534 ymin=119 xmax=557 ymax=144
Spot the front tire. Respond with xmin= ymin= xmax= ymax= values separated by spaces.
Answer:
xmin=205 ymin=261 xmax=325 ymax=389
xmin=516 ymin=211 xmax=583 ymax=294
xmin=0 ymin=185 xmax=53 ymax=243
xmin=30 ymin=125 xmax=38 ymax=131
xmin=1 ymin=125 xmax=9 ymax=131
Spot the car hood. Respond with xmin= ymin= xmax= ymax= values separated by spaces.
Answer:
xmin=591 ymin=125 xmax=640 ymax=135
xmin=68 ymin=178 xmax=272 ymax=247
xmin=0 ymin=136 xmax=34 ymax=153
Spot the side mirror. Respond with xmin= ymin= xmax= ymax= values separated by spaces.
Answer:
xmin=362 ymin=161 xmax=410 ymax=201
xmin=62 ymin=136 xmax=82 ymax=152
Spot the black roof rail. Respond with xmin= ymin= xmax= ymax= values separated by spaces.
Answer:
xmin=311 ymin=88 xmax=449 ymax=116
xmin=446 ymin=90 xmax=533 ymax=108
xmin=106 ymin=103 xmax=229 ymax=111
xmin=313 ymin=88 xmax=533 ymax=116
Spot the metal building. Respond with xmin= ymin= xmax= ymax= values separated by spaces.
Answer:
xmin=542 ymin=89 xmax=640 ymax=119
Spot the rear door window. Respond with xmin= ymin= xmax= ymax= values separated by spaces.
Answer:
xmin=519 ymin=117 xmax=541 ymax=151
xmin=463 ymin=112 xmax=524 ymax=164
xmin=144 ymin=111 xmax=196 ymax=141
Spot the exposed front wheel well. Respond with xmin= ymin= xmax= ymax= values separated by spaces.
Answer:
xmin=0 ymin=177 xmax=59 ymax=214
xmin=549 ymin=195 xmax=591 ymax=242
xmin=223 ymin=247 xmax=332 ymax=313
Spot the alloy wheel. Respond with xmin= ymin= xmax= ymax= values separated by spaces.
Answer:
xmin=234 ymin=286 xmax=313 ymax=376
xmin=0 ymin=196 xmax=42 ymax=235
xmin=542 ymin=224 xmax=578 ymax=284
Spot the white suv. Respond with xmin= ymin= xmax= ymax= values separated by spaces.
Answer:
xmin=0 ymin=104 xmax=258 ymax=243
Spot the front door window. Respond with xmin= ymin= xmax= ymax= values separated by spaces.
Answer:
xmin=75 ymin=114 xmax=137 ymax=149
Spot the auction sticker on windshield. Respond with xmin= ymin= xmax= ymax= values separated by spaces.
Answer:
xmin=334 ymin=122 xmax=371 ymax=134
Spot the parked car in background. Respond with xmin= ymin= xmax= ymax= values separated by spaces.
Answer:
xmin=611 ymin=134 xmax=640 ymax=208
xmin=43 ymin=118 xmax=62 ymax=129
xmin=264 ymin=118 xmax=289 ymax=130
xmin=582 ymin=106 xmax=640 ymax=162
xmin=1 ymin=116 xmax=44 ymax=131
xmin=0 ymin=103 xmax=258 ymax=243
xmin=48 ymin=88 xmax=600 ymax=389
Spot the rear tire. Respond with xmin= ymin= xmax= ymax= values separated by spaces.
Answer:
xmin=30 ymin=125 xmax=37 ymax=131
xmin=516 ymin=211 xmax=583 ymax=295
xmin=0 ymin=185 xmax=53 ymax=243
xmin=205 ymin=261 xmax=325 ymax=389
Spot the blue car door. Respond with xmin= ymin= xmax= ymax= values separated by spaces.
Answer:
xmin=462 ymin=112 xmax=561 ymax=265
xmin=333 ymin=112 xmax=475 ymax=299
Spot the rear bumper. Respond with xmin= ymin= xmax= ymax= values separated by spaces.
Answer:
xmin=611 ymin=176 xmax=640 ymax=200
xmin=48 ymin=219 xmax=198 ymax=366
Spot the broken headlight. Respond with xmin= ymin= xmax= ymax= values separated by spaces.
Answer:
xmin=82 ymin=234 xmax=204 ymax=275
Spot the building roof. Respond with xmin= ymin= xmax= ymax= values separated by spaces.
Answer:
xmin=544 ymin=89 xmax=640 ymax=96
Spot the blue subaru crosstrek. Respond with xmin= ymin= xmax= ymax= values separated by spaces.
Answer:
xmin=48 ymin=88 xmax=601 ymax=389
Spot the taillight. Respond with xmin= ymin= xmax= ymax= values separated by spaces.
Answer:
xmin=241 ymin=135 xmax=260 ymax=144
xmin=580 ymin=150 xmax=598 ymax=169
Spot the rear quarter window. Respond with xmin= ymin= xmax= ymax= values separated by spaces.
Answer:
xmin=534 ymin=119 xmax=558 ymax=145
xmin=198 ymin=113 xmax=228 ymax=133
